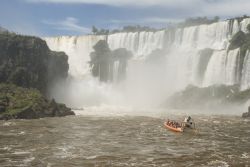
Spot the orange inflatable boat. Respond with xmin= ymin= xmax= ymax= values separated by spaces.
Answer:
xmin=164 ymin=121 xmax=183 ymax=132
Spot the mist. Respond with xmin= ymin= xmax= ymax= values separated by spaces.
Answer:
xmin=48 ymin=58 xmax=171 ymax=109
xmin=45 ymin=17 xmax=250 ymax=116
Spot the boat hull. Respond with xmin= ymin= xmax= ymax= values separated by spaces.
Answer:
xmin=164 ymin=122 xmax=183 ymax=132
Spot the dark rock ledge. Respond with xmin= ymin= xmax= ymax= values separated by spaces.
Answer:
xmin=242 ymin=106 xmax=250 ymax=118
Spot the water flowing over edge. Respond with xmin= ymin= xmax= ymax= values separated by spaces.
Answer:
xmin=43 ymin=18 xmax=250 ymax=110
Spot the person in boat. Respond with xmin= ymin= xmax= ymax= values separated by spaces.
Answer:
xmin=167 ymin=120 xmax=181 ymax=128
xmin=183 ymin=116 xmax=194 ymax=128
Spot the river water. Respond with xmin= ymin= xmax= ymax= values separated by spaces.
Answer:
xmin=0 ymin=109 xmax=250 ymax=167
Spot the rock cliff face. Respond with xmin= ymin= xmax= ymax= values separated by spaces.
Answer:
xmin=89 ymin=40 xmax=132 ymax=82
xmin=165 ymin=84 xmax=250 ymax=114
xmin=0 ymin=32 xmax=69 ymax=95
xmin=165 ymin=85 xmax=241 ymax=109
xmin=0 ymin=31 xmax=74 ymax=119
xmin=242 ymin=107 xmax=250 ymax=118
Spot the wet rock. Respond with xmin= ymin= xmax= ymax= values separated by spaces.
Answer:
xmin=0 ymin=106 xmax=5 ymax=113
xmin=0 ymin=96 xmax=8 ymax=113
xmin=242 ymin=106 xmax=250 ymax=118
xmin=89 ymin=40 xmax=132 ymax=82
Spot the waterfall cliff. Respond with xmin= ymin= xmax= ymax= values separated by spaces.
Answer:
xmin=44 ymin=18 xmax=250 ymax=92
xmin=45 ymin=35 xmax=106 ymax=77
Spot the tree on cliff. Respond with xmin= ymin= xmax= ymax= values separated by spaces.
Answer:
xmin=92 ymin=26 xmax=98 ymax=35
xmin=178 ymin=16 xmax=220 ymax=28
xmin=92 ymin=26 xmax=110 ymax=35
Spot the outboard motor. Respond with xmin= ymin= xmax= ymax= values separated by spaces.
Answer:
xmin=184 ymin=116 xmax=194 ymax=128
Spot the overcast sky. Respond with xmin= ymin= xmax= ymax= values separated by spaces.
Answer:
xmin=0 ymin=0 xmax=249 ymax=36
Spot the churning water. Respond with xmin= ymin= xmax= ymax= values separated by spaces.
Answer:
xmin=1 ymin=110 xmax=250 ymax=167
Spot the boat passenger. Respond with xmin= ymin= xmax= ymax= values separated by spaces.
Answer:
xmin=184 ymin=116 xmax=193 ymax=128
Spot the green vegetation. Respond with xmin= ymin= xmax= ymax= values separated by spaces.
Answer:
xmin=228 ymin=15 xmax=250 ymax=23
xmin=0 ymin=32 xmax=69 ymax=95
xmin=90 ymin=15 xmax=250 ymax=35
xmin=92 ymin=26 xmax=110 ymax=35
xmin=228 ymin=31 xmax=246 ymax=50
xmin=119 ymin=25 xmax=158 ymax=33
xmin=92 ymin=25 xmax=158 ymax=35
xmin=177 ymin=16 xmax=220 ymax=28
xmin=0 ymin=84 xmax=74 ymax=120
xmin=0 ymin=29 xmax=74 ymax=120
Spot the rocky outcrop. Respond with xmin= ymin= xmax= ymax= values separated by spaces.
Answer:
xmin=89 ymin=40 xmax=132 ymax=82
xmin=228 ymin=31 xmax=247 ymax=51
xmin=242 ymin=107 xmax=250 ymax=118
xmin=242 ymin=112 xmax=250 ymax=117
xmin=0 ymin=84 xmax=74 ymax=120
xmin=165 ymin=84 xmax=250 ymax=115
xmin=112 ymin=48 xmax=132 ymax=82
xmin=165 ymin=85 xmax=243 ymax=109
xmin=0 ymin=31 xmax=74 ymax=120
xmin=0 ymin=32 xmax=69 ymax=95
xmin=90 ymin=40 xmax=112 ymax=82
xmin=196 ymin=48 xmax=213 ymax=82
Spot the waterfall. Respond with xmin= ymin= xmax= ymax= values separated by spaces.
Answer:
xmin=107 ymin=30 xmax=165 ymax=59
xmin=113 ymin=61 xmax=120 ymax=83
xmin=44 ymin=17 xmax=250 ymax=101
xmin=195 ymin=21 xmax=230 ymax=50
xmin=202 ymin=48 xmax=240 ymax=87
xmin=225 ymin=48 xmax=240 ymax=85
xmin=45 ymin=35 xmax=106 ymax=77
xmin=202 ymin=50 xmax=227 ymax=86
xmin=136 ymin=31 xmax=165 ymax=58
xmin=232 ymin=20 xmax=240 ymax=35
xmin=165 ymin=20 xmax=232 ymax=90
xmin=108 ymin=32 xmax=139 ymax=54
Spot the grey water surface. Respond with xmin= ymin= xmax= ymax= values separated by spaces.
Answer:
xmin=0 ymin=114 xmax=250 ymax=167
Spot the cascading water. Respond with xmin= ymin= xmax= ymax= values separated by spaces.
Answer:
xmin=45 ymin=35 xmax=106 ymax=77
xmin=112 ymin=61 xmax=120 ymax=83
xmin=107 ymin=30 xmax=166 ymax=59
xmin=202 ymin=49 xmax=240 ymax=86
xmin=108 ymin=32 xmax=139 ymax=55
xmin=225 ymin=48 xmax=240 ymax=85
xmin=44 ymin=18 xmax=250 ymax=109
